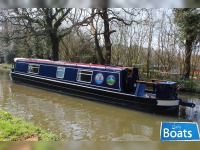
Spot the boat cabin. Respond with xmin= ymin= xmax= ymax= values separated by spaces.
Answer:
xmin=13 ymin=58 xmax=177 ymax=99
xmin=13 ymin=59 xmax=126 ymax=92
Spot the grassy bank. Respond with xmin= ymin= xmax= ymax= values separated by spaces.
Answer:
xmin=0 ymin=110 xmax=60 ymax=141
xmin=0 ymin=64 xmax=13 ymax=70
xmin=172 ymin=79 xmax=200 ymax=93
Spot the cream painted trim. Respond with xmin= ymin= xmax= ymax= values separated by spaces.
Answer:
xmin=157 ymin=100 xmax=179 ymax=106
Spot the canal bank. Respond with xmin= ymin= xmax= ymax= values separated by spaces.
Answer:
xmin=174 ymin=79 xmax=200 ymax=94
xmin=0 ymin=109 xmax=59 ymax=141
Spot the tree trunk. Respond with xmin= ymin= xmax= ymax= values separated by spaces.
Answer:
xmin=184 ymin=39 xmax=193 ymax=79
xmin=50 ymin=33 xmax=60 ymax=61
xmin=90 ymin=9 xmax=105 ymax=64
xmin=101 ymin=8 xmax=112 ymax=65
xmin=147 ymin=26 xmax=153 ymax=78
xmin=45 ymin=8 xmax=61 ymax=61
xmin=94 ymin=32 xmax=105 ymax=64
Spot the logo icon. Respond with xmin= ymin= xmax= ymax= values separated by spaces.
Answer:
xmin=160 ymin=122 xmax=200 ymax=141
xmin=106 ymin=75 xmax=116 ymax=86
xmin=95 ymin=73 xmax=104 ymax=84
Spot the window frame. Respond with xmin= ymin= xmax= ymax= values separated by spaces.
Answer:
xmin=28 ymin=64 xmax=40 ymax=74
xmin=56 ymin=67 xmax=66 ymax=79
xmin=77 ymin=69 xmax=93 ymax=83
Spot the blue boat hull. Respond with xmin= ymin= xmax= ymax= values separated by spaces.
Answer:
xmin=10 ymin=71 xmax=179 ymax=115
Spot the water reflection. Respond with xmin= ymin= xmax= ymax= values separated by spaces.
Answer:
xmin=0 ymin=69 xmax=199 ymax=141
xmin=179 ymin=93 xmax=200 ymax=123
xmin=5 ymin=84 xmax=159 ymax=141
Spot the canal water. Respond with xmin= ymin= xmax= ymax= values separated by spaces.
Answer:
xmin=0 ymin=69 xmax=200 ymax=141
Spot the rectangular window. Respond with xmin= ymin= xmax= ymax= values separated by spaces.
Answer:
xmin=77 ymin=70 xmax=92 ymax=83
xmin=28 ymin=64 xmax=40 ymax=74
xmin=56 ymin=67 xmax=65 ymax=78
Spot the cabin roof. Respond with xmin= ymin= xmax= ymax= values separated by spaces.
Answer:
xmin=15 ymin=58 xmax=124 ymax=71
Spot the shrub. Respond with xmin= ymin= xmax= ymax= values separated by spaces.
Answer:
xmin=183 ymin=80 xmax=198 ymax=92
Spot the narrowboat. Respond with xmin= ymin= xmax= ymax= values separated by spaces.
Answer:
xmin=10 ymin=58 xmax=195 ymax=114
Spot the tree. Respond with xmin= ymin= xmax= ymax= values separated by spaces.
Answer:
xmin=60 ymin=27 xmax=97 ymax=63
xmin=2 ymin=8 xmax=92 ymax=61
xmin=174 ymin=8 xmax=200 ymax=78
xmin=90 ymin=8 xmax=143 ymax=65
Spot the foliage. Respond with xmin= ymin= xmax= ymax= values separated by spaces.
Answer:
xmin=5 ymin=49 xmax=17 ymax=64
xmin=3 ymin=40 xmax=20 ymax=64
xmin=174 ymin=8 xmax=200 ymax=78
xmin=171 ymin=79 xmax=200 ymax=93
xmin=183 ymin=80 xmax=200 ymax=92
xmin=0 ymin=63 xmax=12 ymax=69
xmin=60 ymin=29 xmax=98 ymax=63
xmin=1 ymin=8 xmax=95 ymax=61
xmin=0 ymin=110 xmax=59 ymax=141
xmin=30 ymin=36 xmax=51 ymax=59
xmin=174 ymin=8 xmax=200 ymax=40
